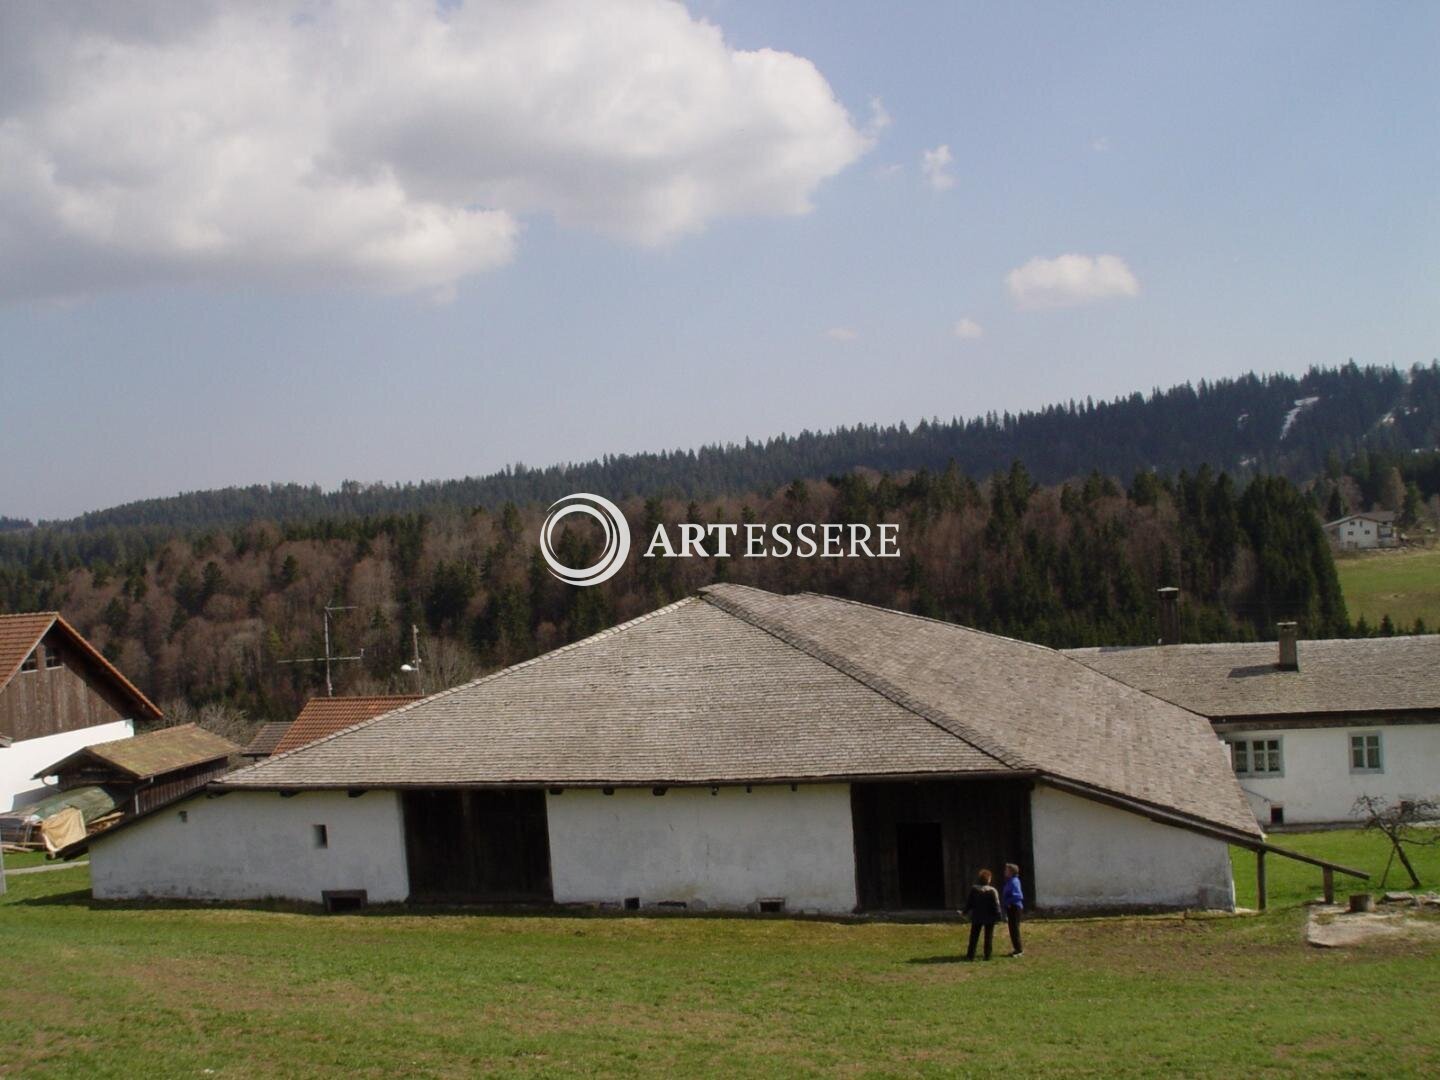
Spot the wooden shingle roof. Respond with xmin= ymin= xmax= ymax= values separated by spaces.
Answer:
xmin=0 ymin=611 xmax=163 ymax=720
xmin=219 ymin=585 xmax=1260 ymax=837
xmin=1066 ymin=636 xmax=1440 ymax=719
xmin=36 ymin=723 xmax=238 ymax=781
xmin=242 ymin=721 xmax=293 ymax=758
xmin=273 ymin=696 xmax=422 ymax=755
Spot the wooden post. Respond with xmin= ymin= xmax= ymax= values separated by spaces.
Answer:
xmin=1322 ymin=867 xmax=1334 ymax=904
xmin=1256 ymin=850 xmax=1267 ymax=912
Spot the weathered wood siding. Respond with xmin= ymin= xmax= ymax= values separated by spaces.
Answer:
xmin=0 ymin=631 xmax=131 ymax=743
xmin=851 ymin=779 xmax=1033 ymax=911
xmin=403 ymin=789 xmax=553 ymax=903
xmin=132 ymin=759 xmax=235 ymax=815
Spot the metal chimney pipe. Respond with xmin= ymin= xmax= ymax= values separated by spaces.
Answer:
xmin=1277 ymin=622 xmax=1299 ymax=671
xmin=1158 ymin=587 xmax=1180 ymax=645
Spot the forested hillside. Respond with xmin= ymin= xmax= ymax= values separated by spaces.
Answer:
xmin=3 ymin=360 xmax=1436 ymax=735
xmin=10 ymin=361 xmax=1439 ymax=534
xmin=0 ymin=464 xmax=1361 ymax=730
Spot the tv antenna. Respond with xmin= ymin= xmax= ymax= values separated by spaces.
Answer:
xmin=277 ymin=605 xmax=363 ymax=696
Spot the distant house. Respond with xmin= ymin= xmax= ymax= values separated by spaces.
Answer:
xmin=241 ymin=721 xmax=292 ymax=761
xmin=271 ymin=696 xmax=422 ymax=756
xmin=1324 ymin=511 xmax=1397 ymax=550
xmin=0 ymin=612 xmax=162 ymax=813
xmin=80 ymin=585 xmax=1274 ymax=913
xmin=1067 ymin=629 xmax=1439 ymax=826
xmin=239 ymin=697 xmax=420 ymax=762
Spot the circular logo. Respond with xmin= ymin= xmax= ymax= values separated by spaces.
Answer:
xmin=539 ymin=493 xmax=631 ymax=586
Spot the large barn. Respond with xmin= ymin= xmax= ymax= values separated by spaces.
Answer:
xmin=82 ymin=585 xmax=1267 ymax=913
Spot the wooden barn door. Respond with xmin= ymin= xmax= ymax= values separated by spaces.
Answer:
xmin=403 ymin=789 xmax=553 ymax=903
xmin=851 ymin=780 xmax=1032 ymax=911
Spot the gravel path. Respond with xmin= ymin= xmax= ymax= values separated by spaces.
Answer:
xmin=3 ymin=860 xmax=89 ymax=876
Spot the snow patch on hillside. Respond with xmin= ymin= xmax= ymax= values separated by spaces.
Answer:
xmin=1280 ymin=396 xmax=1320 ymax=440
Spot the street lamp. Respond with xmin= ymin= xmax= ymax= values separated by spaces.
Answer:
xmin=399 ymin=623 xmax=422 ymax=693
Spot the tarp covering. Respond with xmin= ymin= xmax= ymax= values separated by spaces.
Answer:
xmin=14 ymin=785 xmax=124 ymax=825
xmin=41 ymin=807 xmax=86 ymax=853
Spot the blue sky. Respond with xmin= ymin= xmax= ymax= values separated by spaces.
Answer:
xmin=1 ymin=1 xmax=1437 ymax=520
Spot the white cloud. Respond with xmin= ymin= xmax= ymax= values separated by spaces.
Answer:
xmin=1090 ymin=136 xmax=1112 ymax=153
xmin=0 ymin=1 xmax=871 ymax=302
xmin=825 ymin=326 xmax=858 ymax=342
xmin=863 ymin=96 xmax=892 ymax=140
xmin=1005 ymin=254 xmax=1140 ymax=310
xmin=953 ymin=318 xmax=983 ymax=340
xmin=921 ymin=144 xmax=955 ymax=191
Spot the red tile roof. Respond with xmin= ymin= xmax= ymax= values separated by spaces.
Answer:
xmin=0 ymin=612 xmax=162 ymax=720
xmin=0 ymin=612 xmax=59 ymax=688
xmin=272 ymin=696 xmax=421 ymax=755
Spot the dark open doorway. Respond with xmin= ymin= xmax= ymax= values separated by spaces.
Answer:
xmin=895 ymin=821 xmax=946 ymax=909
xmin=852 ymin=780 xmax=1032 ymax=911
xmin=402 ymin=789 xmax=553 ymax=903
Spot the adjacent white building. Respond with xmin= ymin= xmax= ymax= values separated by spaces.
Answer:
xmin=1068 ymin=632 xmax=1440 ymax=827
xmin=80 ymin=585 xmax=1264 ymax=913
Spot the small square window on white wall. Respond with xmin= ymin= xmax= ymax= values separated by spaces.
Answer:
xmin=313 ymin=824 xmax=329 ymax=849
xmin=1349 ymin=732 xmax=1382 ymax=773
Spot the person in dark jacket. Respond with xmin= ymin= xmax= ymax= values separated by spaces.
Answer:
xmin=962 ymin=868 xmax=1002 ymax=960
xmin=1002 ymin=862 xmax=1025 ymax=957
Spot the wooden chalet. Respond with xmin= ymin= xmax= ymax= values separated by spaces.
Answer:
xmin=0 ymin=612 xmax=162 ymax=815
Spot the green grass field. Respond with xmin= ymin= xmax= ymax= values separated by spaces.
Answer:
xmin=3 ymin=830 xmax=1439 ymax=1078
xmin=1230 ymin=828 xmax=1440 ymax=909
xmin=1334 ymin=546 xmax=1440 ymax=630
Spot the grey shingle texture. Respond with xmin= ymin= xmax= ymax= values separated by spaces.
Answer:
xmin=219 ymin=585 xmax=1261 ymax=836
xmin=1065 ymin=636 xmax=1440 ymax=718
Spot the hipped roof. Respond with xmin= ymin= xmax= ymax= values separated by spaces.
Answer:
xmin=37 ymin=723 xmax=237 ymax=781
xmin=218 ymin=585 xmax=1259 ymax=838
xmin=0 ymin=611 xmax=162 ymax=721
xmin=1066 ymin=636 xmax=1440 ymax=719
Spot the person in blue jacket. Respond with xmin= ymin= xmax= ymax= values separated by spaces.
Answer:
xmin=1002 ymin=862 xmax=1025 ymax=957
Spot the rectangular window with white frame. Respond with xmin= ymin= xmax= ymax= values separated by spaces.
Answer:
xmin=1349 ymin=732 xmax=1383 ymax=774
xmin=1229 ymin=737 xmax=1283 ymax=777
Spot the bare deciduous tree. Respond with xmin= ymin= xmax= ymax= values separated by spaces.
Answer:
xmin=159 ymin=697 xmax=257 ymax=747
xmin=1353 ymin=794 xmax=1440 ymax=889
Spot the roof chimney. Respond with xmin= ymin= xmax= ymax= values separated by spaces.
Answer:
xmin=1277 ymin=622 xmax=1299 ymax=671
xmin=1157 ymin=587 xmax=1180 ymax=646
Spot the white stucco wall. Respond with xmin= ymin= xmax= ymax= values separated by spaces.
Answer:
xmin=1030 ymin=785 xmax=1236 ymax=911
xmin=0 ymin=719 xmax=133 ymax=812
xmin=1226 ymin=723 xmax=1440 ymax=825
xmin=545 ymin=784 xmax=858 ymax=914
xmin=89 ymin=789 xmax=410 ymax=903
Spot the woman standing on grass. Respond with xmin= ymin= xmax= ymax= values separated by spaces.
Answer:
xmin=1002 ymin=862 xmax=1024 ymax=957
xmin=963 ymin=868 xmax=1003 ymax=961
